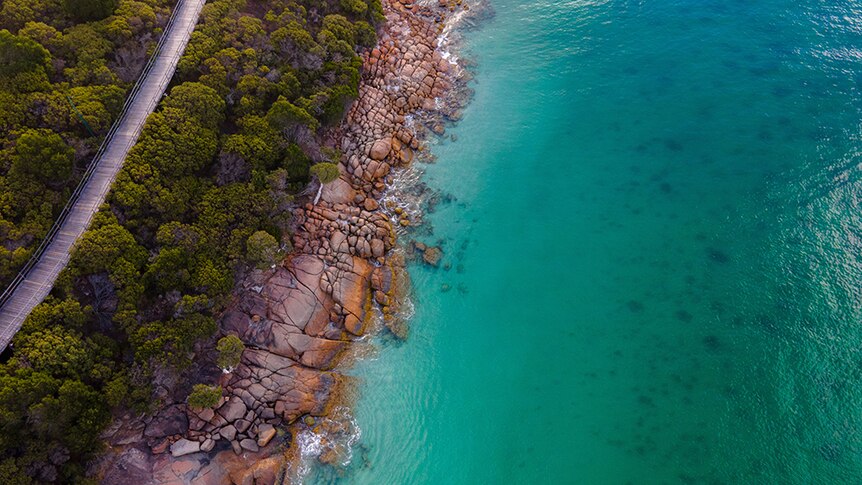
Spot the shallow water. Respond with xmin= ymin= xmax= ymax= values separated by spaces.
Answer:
xmin=309 ymin=0 xmax=862 ymax=482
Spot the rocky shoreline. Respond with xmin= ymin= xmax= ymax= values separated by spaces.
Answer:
xmin=97 ymin=0 xmax=474 ymax=483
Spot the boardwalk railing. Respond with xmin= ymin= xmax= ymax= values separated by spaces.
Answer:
xmin=0 ymin=0 xmax=206 ymax=351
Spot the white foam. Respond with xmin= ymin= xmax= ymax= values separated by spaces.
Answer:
xmin=292 ymin=429 xmax=323 ymax=482
xmin=292 ymin=409 xmax=363 ymax=483
xmin=292 ymin=2 xmax=481 ymax=482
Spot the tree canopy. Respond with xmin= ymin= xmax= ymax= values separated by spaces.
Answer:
xmin=0 ymin=29 xmax=50 ymax=79
xmin=162 ymin=82 xmax=226 ymax=130
xmin=0 ymin=0 xmax=176 ymax=291
xmin=10 ymin=129 xmax=75 ymax=184
xmin=0 ymin=0 xmax=382 ymax=480
xmin=62 ymin=0 xmax=118 ymax=22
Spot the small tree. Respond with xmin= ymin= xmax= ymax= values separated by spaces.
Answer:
xmin=187 ymin=384 xmax=221 ymax=409
xmin=216 ymin=335 xmax=245 ymax=372
xmin=266 ymin=97 xmax=318 ymax=141
xmin=246 ymin=230 xmax=280 ymax=269
xmin=309 ymin=162 xmax=340 ymax=204
xmin=163 ymin=82 xmax=226 ymax=130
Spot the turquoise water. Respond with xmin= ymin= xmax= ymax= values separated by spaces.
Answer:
xmin=309 ymin=0 xmax=862 ymax=483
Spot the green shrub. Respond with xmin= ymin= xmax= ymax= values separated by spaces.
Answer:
xmin=0 ymin=29 xmax=50 ymax=79
xmin=310 ymin=162 xmax=340 ymax=184
xmin=246 ymin=230 xmax=280 ymax=269
xmin=10 ymin=129 xmax=74 ymax=184
xmin=187 ymin=384 xmax=221 ymax=409
xmin=216 ymin=335 xmax=245 ymax=371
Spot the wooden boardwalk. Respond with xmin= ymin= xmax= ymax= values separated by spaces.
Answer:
xmin=0 ymin=0 xmax=205 ymax=352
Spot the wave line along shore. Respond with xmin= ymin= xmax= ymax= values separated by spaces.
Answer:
xmin=97 ymin=0 xmax=475 ymax=483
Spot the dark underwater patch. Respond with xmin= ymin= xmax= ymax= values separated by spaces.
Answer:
xmin=675 ymin=310 xmax=693 ymax=322
xmin=706 ymin=247 xmax=730 ymax=264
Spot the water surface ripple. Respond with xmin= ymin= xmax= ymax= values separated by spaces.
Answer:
xmin=309 ymin=0 xmax=862 ymax=482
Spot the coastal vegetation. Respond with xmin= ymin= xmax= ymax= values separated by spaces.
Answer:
xmin=187 ymin=383 xmax=222 ymax=410
xmin=0 ymin=0 xmax=382 ymax=481
xmin=310 ymin=161 xmax=341 ymax=185
xmin=215 ymin=334 xmax=245 ymax=371
xmin=310 ymin=160 xmax=340 ymax=202
xmin=0 ymin=0 xmax=174 ymax=290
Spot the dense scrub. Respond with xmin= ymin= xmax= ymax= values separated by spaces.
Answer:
xmin=0 ymin=0 xmax=175 ymax=290
xmin=0 ymin=0 xmax=381 ymax=482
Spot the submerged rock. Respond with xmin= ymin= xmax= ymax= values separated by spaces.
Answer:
xmin=423 ymin=246 xmax=443 ymax=266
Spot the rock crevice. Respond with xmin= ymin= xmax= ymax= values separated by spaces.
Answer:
xmin=101 ymin=0 xmax=471 ymax=482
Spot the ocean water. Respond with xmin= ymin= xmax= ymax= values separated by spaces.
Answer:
xmin=308 ymin=0 xmax=862 ymax=483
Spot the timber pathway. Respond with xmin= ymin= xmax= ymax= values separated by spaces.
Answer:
xmin=0 ymin=0 xmax=206 ymax=352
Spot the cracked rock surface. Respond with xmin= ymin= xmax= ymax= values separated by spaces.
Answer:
xmin=99 ymin=0 xmax=467 ymax=483
xmin=180 ymin=0 xmax=460 ymax=460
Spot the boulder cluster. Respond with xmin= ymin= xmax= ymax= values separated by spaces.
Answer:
xmin=324 ymin=0 xmax=456 ymax=204
xmin=167 ymin=0 xmax=457 ymax=462
xmin=101 ymin=0 xmax=467 ymax=482
xmin=295 ymin=204 xmax=394 ymax=263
